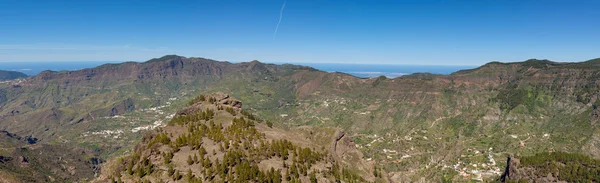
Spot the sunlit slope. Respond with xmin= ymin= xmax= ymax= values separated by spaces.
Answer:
xmin=100 ymin=93 xmax=378 ymax=183
xmin=2 ymin=55 xmax=600 ymax=181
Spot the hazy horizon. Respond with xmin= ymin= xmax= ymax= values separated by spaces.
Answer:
xmin=0 ymin=59 xmax=476 ymax=78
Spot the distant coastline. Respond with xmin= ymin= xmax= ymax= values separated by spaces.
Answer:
xmin=0 ymin=61 xmax=476 ymax=78
xmin=0 ymin=61 xmax=122 ymax=76
xmin=290 ymin=63 xmax=475 ymax=78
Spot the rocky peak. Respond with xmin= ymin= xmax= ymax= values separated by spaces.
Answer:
xmin=145 ymin=55 xmax=185 ymax=63
xmin=177 ymin=92 xmax=242 ymax=116
xmin=205 ymin=92 xmax=242 ymax=109
xmin=216 ymin=95 xmax=242 ymax=109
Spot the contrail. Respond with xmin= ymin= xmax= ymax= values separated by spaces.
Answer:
xmin=273 ymin=0 xmax=286 ymax=38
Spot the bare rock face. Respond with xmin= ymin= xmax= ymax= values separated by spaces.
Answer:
xmin=177 ymin=92 xmax=242 ymax=116
xmin=220 ymin=99 xmax=242 ymax=108
xmin=329 ymin=130 xmax=377 ymax=182
xmin=211 ymin=92 xmax=230 ymax=101
xmin=500 ymin=156 xmax=518 ymax=182
xmin=330 ymin=131 xmax=345 ymax=153
xmin=335 ymin=135 xmax=362 ymax=159
xmin=206 ymin=92 xmax=242 ymax=109
xmin=216 ymin=93 xmax=242 ymax=109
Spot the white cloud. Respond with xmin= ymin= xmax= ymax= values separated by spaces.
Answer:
xmin=273 ymin=0 xmax=287 ymax=38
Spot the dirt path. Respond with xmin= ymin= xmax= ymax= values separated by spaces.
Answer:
xmin=429 ymin=111 xmax=462 ymax=128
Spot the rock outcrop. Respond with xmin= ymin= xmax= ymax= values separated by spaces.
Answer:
xmin=214 ymin=92 xmax=242 ymax=109
xmin=500 ymin=152 xmax=600 ymax=182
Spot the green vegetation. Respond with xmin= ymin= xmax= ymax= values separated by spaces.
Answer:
xmin=188 ymin=94 xmax=206 ymax=106
xmin=0 ymin=142 xmax=99 ymax=182
xmin=371 ymin=76 xmax=387 ymax=87
xmin=4 ymin=55 xmax=600 ymax=182
xmin=492 ymin=85 xmax=548 ymax=112
xmin=517 ymin=152 xmax=600 ymax=182
xmin=109 ymin=94 xmax=372 ymax=182
xmin=0 ymin=70 xmax=27 ymax=80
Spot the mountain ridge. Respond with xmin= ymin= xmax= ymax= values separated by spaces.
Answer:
xmin=0 ymin=70 xmax=27 ymax=80
xmin=2 ymin=55 xmax=600 ymax=181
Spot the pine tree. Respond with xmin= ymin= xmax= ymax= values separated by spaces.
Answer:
xmin=167 ymin=165 xmax=175 ymax=176
xmin=186 ymin=168 xmax=194 ymax=182
xmin=285 ymin=169 xmax=291 ymax=181
xmin=173 ymin=170 xmax=181 ymax=180
xmin=187 ymin=154 xmax=194 ymax=165
xmin=310 ymin=171 xmax=318 ymax=183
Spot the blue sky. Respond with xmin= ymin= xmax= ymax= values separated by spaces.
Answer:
xmin=0 ymin=0 xmax=599 ymax=65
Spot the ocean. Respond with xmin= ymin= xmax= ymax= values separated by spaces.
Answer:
xmin=293 ymin=63 xmax=475 ymax=78
xmin=0 ymin=61 xmax=476 ymax=78
xmin=0 ymin=61 xmax=121 ymax=76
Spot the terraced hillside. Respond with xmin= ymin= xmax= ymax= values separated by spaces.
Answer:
xmin=1 ymin=55 xmax=600 ymax=181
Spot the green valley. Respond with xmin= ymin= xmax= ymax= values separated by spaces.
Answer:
xmin=1 ymin=55 xmax=600 ymax=182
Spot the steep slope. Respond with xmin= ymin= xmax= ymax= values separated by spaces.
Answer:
xmin=99 ymin=93 xmax=378 ymax=183
xmin=500 ymin=152 xmax=600 ymax=182
xmin=0 ymin=70 xmax=27 ymax=80
xmin=2 ymin=55 xmax=600 ymax=181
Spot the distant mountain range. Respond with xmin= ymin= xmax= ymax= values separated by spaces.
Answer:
xmin=1 ymin=55 xmax=600 ymax=182
xmin=0 ymin=70 xmax=26 ymax=80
